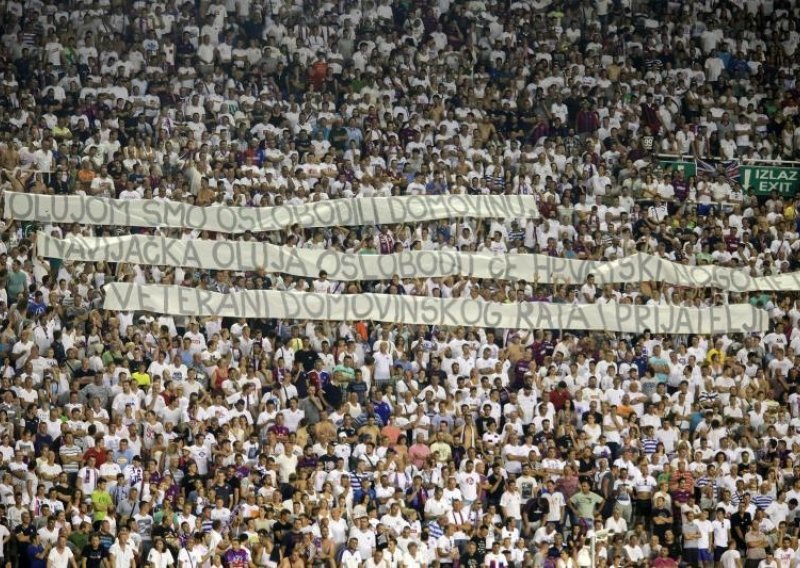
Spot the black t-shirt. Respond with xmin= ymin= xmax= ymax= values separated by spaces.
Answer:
xmin=151 ymin=524 xmax=177 ymax=542
xmin=22 ymin=415 xmax=39 ymax=435
xmin=54 ymin=484 xmax=74 ymax=504
xmin=227 ymin=475 xmax=241 ymax=495
xmin=486 ymin=474 xmax=505 ymax=503
xmin=330 ymin=126 xmax=349 ymax=150
xmin=730 ymin=511 xmax=752 ymax=546
xmin=577 ymin=458 xmax=594 ymax=482
xmin=213 ymin=482 xmax=233 ymax=507
xmin=319 ymin=454 xmax=337 ymax=472
xmin=556 ymin=434 xmax=573 ymax=454
xmin=182 ymin=473 xmax=203 ymax=493
xmin=14 ymin=523 xmax=35 ymax=560
xmin=581 ymin=410 xmax=603 ymax=425
xmin=524 ymin=497 xmax=546 ymax=523
xmin=271 ymin=520 xmax=292 ymax=542
xmin=269 ymin=543 xmax=281 ymax=564
xmin=475 ymin=415 xmax=493 ymax=437
xmin=461 ymin=551 xmax=481 ymax=568
xmin=667 ymin=539 xmax=683 ymax=560
xmin=651 ymin=507 xmax=672 ymax=538
xmin=548 ymin=544 xmax=566 ymax=558
xmin=532 ymin=429 xmax=551 ymax=446
xmin=337 ymin=427 xmax=355 ymax=440
xmin=470 ymin=535 xmax=487 ymax=562
xmin=281 ymin=530 xmax=303 ymax=556
xmin=295 ymin=349 xmax=318 ymax=372
xmin=81 ymin=545 xmax=108 ymax=568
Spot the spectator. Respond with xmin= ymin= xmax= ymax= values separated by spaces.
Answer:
xmin=1 ymin=0 xmax=800 ymax=567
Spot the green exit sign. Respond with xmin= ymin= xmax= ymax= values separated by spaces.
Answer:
xmin=741 ymin=165 xmax=800 ymax=197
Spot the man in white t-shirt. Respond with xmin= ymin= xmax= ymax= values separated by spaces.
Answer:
xmin=109 ymin=528 xmax=137 ymax=568
xmin=694 ymin=509 xmax=714 ymax=568
xmin=720 ymin=540 xmax=742 ymax=568
xmin=341 ymin=538 xmax=364 ymax=568
xmin=312 ymin=271 xmax=332 ymax=293
xmin=364 ymin=549 xmax=391 ymax=568
xmin=605 ymin=508 xmax=628 ymax=535
xmin=499 ymin=481 xmax=522 ymax=530
xmin=543 ymin=481 xmax=566 ymax=525
xmin=712 ymin=507 xmax=731 ymax=562
xmin=623 ymin=535 xmax=644 ymax=564
xmin=775 ymin=537 xmax=795 ymax=568
xmin=373 ymin=343 xmax=393 ymax=384
xmin=648 ymin=199 xmax=669 ymax=222
xmin=402 ymin=541 xmax=427 ymax=568
xmin=483 ymin=542 xmax=506 ymax=568
xmin=183 ymin=321 xmax=207 ymax=354
xmin=47 ymin=535 xmax=77 ymax=568
xmin=456 ymin=462 xmax=481 ymax=508
xmin=280 ymin=398 xmax=305 ymax=432
xmin=38 ymin=516 xmax=61 ymax=546
xmin=580 ymin=274 xmax=596 ymax=303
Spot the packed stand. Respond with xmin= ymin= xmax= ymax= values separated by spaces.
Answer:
xmin=1 ymin=0 xmax=800 ymax=567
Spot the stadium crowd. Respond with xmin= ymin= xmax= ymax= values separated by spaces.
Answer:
xmin=1 ymin=0 xmax=800 ymax=567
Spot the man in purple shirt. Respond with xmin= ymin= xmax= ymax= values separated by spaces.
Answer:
xmin=223 ymin=536 xmax=252 ymax=568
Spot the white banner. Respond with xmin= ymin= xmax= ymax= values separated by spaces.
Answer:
xmin=103 ymin=283 xmax=769 ymax=334
xmin=5 ymin=193 xmax=539 ymax=233
xmin=39 ymin=234 xmax=800 ymax=293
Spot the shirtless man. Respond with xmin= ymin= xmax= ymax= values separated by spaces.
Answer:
xmin=279 ymin=548 xmax=306 ymax=568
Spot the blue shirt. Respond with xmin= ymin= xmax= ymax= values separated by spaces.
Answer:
xmin=27 ymin=299 xmax=46 ymax=316
xmin=428 ymin=520 xmax=444 ymax=539
xmin=28 ymin=544 xmax=46 ymax=568
xmin=372 ymin=401 xmax=391 ymax=425
xmin=648 ymin=356 xmax=669 ymax=383
xmin=752 ymin=494 xmax=774 ymax=510
xmin=641 ymin=437 xmax=659 ymax=454
xmin=633 ymin=355 xmax=649 ymax=375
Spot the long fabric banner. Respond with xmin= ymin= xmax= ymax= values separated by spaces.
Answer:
xmin=4 ymin=193 xmax=539 ymax=233
xmin=38 ymin=234 xmax=800 ymax=292
xmin=103 ymin=283 xmax=769 ymax=334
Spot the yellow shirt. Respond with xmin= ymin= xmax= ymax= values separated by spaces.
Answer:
xmin=91 ymin=489 xmax=113 ymax=520
xmin=705 ymin=348 xmax=726 ymax=366
xmin=52 ymin=125 xmax=72 ymax=139
xmin=131 ymin=371 xmax=151 ymax=388
xmin=430 ymin=441 xmax=452 ymax=463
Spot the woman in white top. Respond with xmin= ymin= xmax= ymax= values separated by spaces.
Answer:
xmin=147 ymin=538 xmax=175 ymax=568
xmin=583 ymin=413 xmax=602 ymax=444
